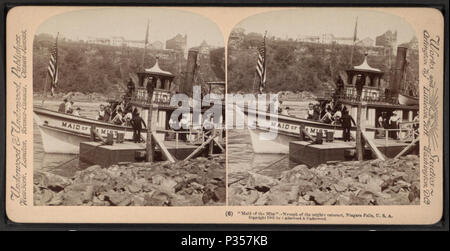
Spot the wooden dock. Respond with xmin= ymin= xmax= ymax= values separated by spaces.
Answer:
xmin=289 ymin=139 xmax=417 ymax=167
xmin=79 ymin=140 xmax=222 ymax=167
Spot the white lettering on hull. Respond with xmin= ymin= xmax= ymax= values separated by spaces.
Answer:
xmin=60 ymin=121 xmax=122 ymax=137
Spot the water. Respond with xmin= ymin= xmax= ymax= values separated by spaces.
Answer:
xmin=227 ymin=100 xmax=311 ymax=183
xmin=33 ymin=100 xmax=103 ymax=177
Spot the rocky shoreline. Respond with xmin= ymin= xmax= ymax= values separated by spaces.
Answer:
xmin=229 ymin=155 xmax=420 ymax=206
xmin=34 ymin=155 xmax=225 ymax=206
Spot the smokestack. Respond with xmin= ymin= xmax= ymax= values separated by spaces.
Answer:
xmin=182 ymin=49 xmax=199 ymax=95
xmin=391 ymin=46 xmax=408 ymax=98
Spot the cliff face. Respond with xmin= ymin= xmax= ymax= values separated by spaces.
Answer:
xmin=228 ymin=32 xmax=419 ymax=95
xmin=33 ymin=34 xmax=224 ymax=98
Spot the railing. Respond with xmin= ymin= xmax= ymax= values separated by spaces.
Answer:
xmin=366 ymin=121 xmax=419 ymax=146
xmin=156 ymin=128 xmax=224 ymax=148
xmin=132 ymin=87 xmax=173 ymax=106
xmin=320 ymin=88 xmax=398 ymax=104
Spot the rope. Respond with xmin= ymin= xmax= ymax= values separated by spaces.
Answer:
xmin=53 ymin=141 xmax=107 ymax=169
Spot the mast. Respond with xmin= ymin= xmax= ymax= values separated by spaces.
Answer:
xmin=349 ymin=17 xmax=358 ymax=67
xmin=141 ymin=19 xmax=150 ymax=70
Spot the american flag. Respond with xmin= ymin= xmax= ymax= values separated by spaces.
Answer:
xmin=256 ymin=32 xmax=267 ymax=93
xmin=47 ymin=33 xmax=59 ymax=96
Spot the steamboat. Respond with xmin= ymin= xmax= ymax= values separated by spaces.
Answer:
xmin=245 ymin=46 xmax=419 ymax=154
xmin=34 ymin=50 xmax=225 ymax=154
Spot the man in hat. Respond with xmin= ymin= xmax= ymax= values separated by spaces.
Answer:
xmin=340 ymin=109 xmax=356 ymax=142
xmin=127 ymin=77 xmax=135 ymax=98
xmin=130 ymin=111 xmax=146 ymax=143
xmin=355 ymin=74 xmax=364 ymax=101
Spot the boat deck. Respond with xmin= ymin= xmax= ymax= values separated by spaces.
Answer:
xmin=79 ymin=140 xmax=214 ymax=167
xmin=289 ymin=139 xmax=418 ymax=167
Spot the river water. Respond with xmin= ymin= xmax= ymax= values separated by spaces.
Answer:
xmin=33 ymin=100 xmax=102 ymax=177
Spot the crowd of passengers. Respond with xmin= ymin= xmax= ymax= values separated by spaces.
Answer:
xmin=305 ymin=98 xmax=348 ymax=125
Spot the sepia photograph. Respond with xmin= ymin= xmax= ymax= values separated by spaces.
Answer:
xmin=31 ymin=8 xmax=226 ymax=206
xmin=227 ymin=9 xmax=421 ymax=206
xmin=4 ymin=5 xmax=444 ymax=226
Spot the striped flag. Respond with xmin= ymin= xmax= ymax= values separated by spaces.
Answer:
xmin=47 ymin=33 xmax=59 ymax=96
xmin=256 ymin=32 xmax=267 ymax=93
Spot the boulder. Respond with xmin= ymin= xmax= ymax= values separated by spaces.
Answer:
xmin=35 ymin=171 xmax=72 ymax=192
xmin=246 ymin=172 xmax=278 ymax=191
xmin=307 ymin=190 xmax=334 ymax=205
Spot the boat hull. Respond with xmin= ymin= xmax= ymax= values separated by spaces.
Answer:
xmin=243 ymin=109 xmax=374 ymax=154
xmin=33 ymin=107 xmax=144 ymax=154
xmin=398 ymin=93 xmax=419 ymax=106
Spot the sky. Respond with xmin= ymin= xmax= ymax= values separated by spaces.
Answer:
xmin=36 ymin=8 xmax=225 ymax=49
xmin=234 ymin=8 xmax=417 ymax=45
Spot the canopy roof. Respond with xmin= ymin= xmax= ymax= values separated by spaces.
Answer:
xmin=141 ymin=58 xmax=174 ymax=78
xmin=347 ymin=54 xmax=383 ymax=75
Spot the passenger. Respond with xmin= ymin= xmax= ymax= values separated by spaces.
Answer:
xmin=104 ymin=105 xmax=111 ymax=122
xmin=389 ymin=111 xmax=400 ymax=140
xmin=340 ymin=110 xmax=356 ymax=142
xmin=335 ymin=75 xmax=344 ymax=97
xmin=306 ymin=103 xmax=314 ymax=119
xmin=281 ymin=106 xmax=290 ymax=116
xmin=65 ymin=99 xmax=72 ymax=113
xmin=126 ymin=78 xmax=135 ymax=97
xmin=320 ymin=101 xmax=327 ymax=118
xmin=413 ymin=111 xmax=419 ymax=137
xmin=377 ymin=112 xmax=385 ymax=137
xmin=72 ymin=107 xmax=81 ymax=116
xmin=180 ymin=116 xmax=189 ymax=141
xmin=169 ymin=117 xmax=179 ymax=130
xmin=329 ymin=98 xmax=335 ymax=111
xmin=123 ymin=111 xmax=133 ymax=126
xmin=97 ymin=104 xmax=106 ymax=121
xmin=111 ymin=108 xmax=123 ymax=125
xmin=132 ymin=107 xmax=139 ymax=119
xmin=130 ymin=112 xmax=146 ymax=143
xmin=320 ymin=107 xmax=334 ymax=124
xmin=278 ymin=100 xmax=283 ymax=114
xmin=58 ymin=99 xmax=68 ymax=113
xmin=378 ymin=113 xmax=384 ymax=128
xmin=66 ymin=101 xmax=75 ymax=114
xmin=333 ymin=109 xmax=342 ymax=123
xmin=110 ymin=102 xmax=118 ymax=120
xmin=313 ymin=104 xmax=321 ymax=121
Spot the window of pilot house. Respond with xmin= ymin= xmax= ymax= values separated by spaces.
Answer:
xmin=403 ymin=110 xmax=409 ymax=120
xmin=164 ymin=79 xmax=170 ymax=90
xmin=156 ymin=78 xmax=162 ymax=89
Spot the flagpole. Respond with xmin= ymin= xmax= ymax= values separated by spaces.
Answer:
xmin=259 ymin=31 xmax=267 ymax=94
xmin=41 ymin=73 xmax=49 ymax=106
xmin=42 ymin=32 xmax=58 ymax=106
